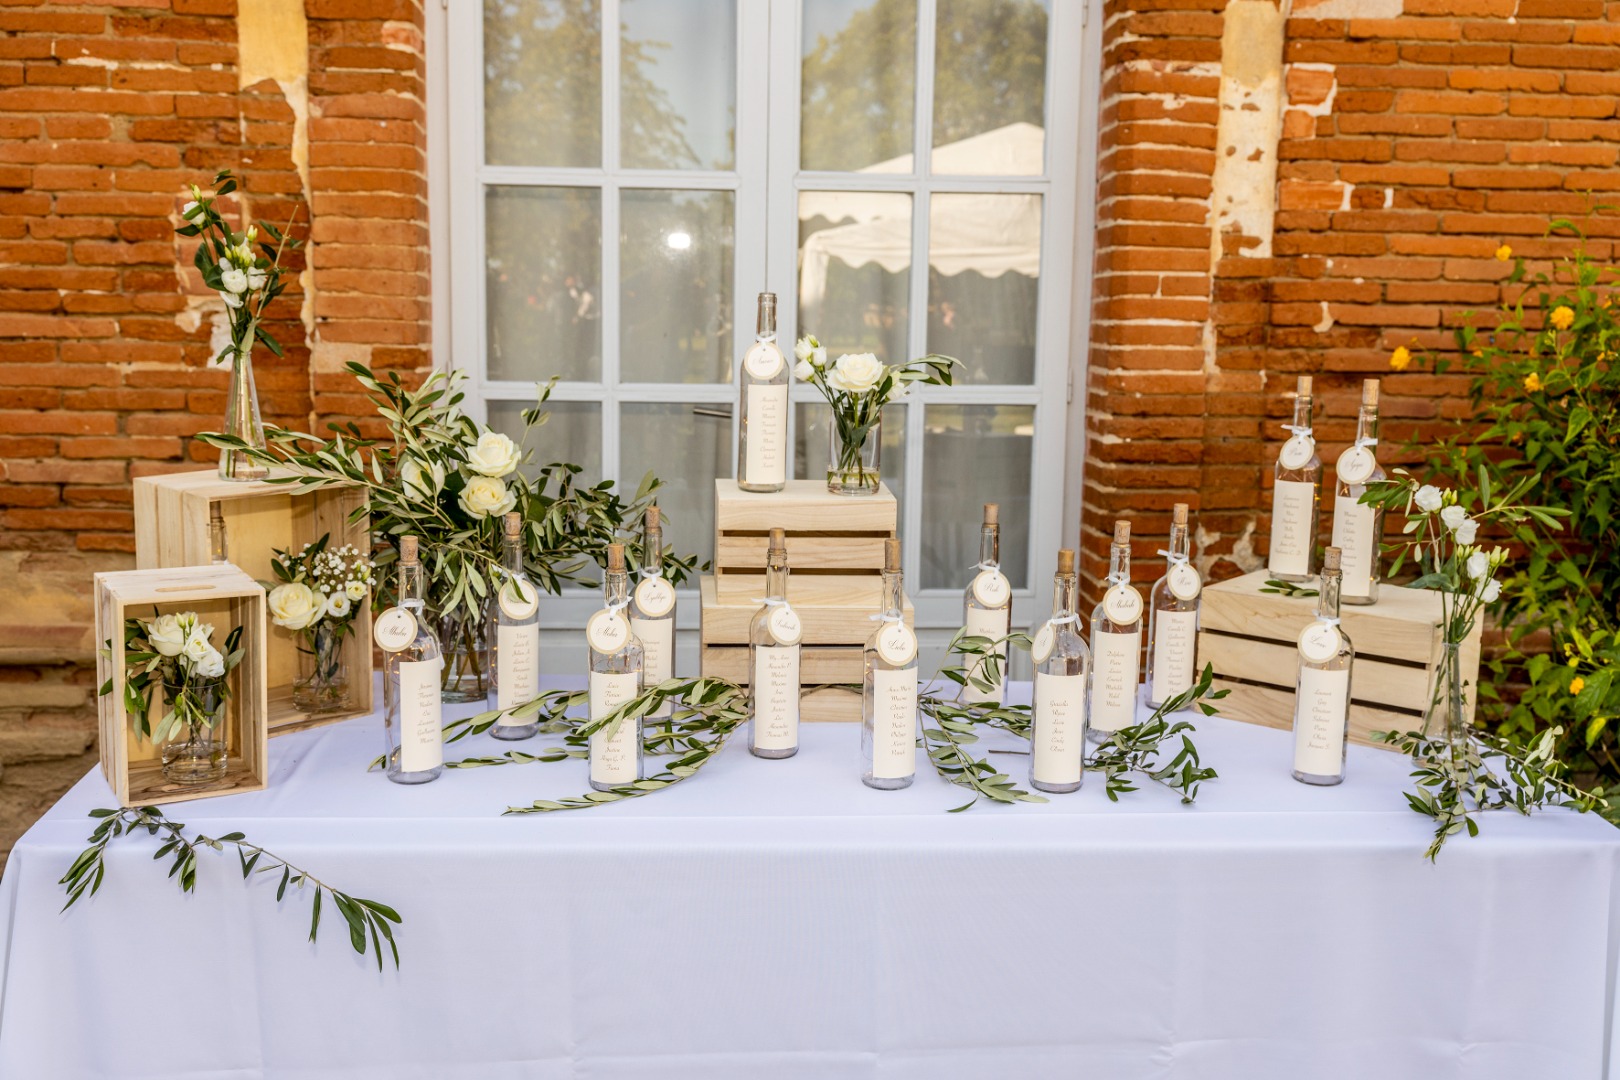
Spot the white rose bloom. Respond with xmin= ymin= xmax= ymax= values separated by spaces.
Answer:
xmin=466 ymin=429 xmax=521 ymax=477
xmin=1466 ymin=550 xmax=1489 ymax=580
xmin=793 ymin=359 xmax=815 ymax=381
xmin=1414 ymin=485 xmax=1443 ymax=513
xmin=267 ymin=581 xmax=320 ymax=631
xmin=1454 ymin=519 xmax=1478 ymax=545
xmin=1482 ymin=579 xmax=1502 ymax=602
xmin=826 ymin=352 xmax=885 ymax=395
xmin=327 ymin=593 xmax=352 ymax=619
xmin=459 ymin=475 xmax=517 ymax=518
xmin=183 ymin=629 xmax=213 ymax=661
xmin=145 ymin=614 xmax=187 ymax=657
xmin=400 ymin=457 xmax=447 ymax=501
xmin=195 ymin=647 xmax=226 ymax=679
xmin=1440 ymin=504 xmax=1468 ymax=531
xmin=220 ymin=267 xmax=249 ymax=294
xmin=345 ymin=580 xmax=366 ymax=601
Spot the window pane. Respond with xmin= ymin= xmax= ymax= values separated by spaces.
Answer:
xmin=620 ymin=190 xmax=734 ymax=384
xmin=794 ymin=401 xmax=905 ymax=504
xmin=921 ymin=404 xmax=1032 ymax=589
xmin=488 ymin=399 xmax=602 ymax=486
xmin=927 ymin=192 xmax=1040 ymax=384
xmin=801 ymin=0 xmax=916 ymax=171
xmin=620 ymin=0 xmax=736 ymax=170
xmin=621 ymin=402 xmax=732 ymax=564
xmin=798 ymin=191 xmax=910 ymax=364
xmin=931 ymin=0 xmax=1049 ymax=175
xmin=484 ymin=0 xmax=601 ymax=168
xmin=486 ymin=187 xmax=602 ymax=384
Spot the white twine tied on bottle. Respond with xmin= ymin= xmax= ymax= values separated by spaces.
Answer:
xmin=639 ymin=565 xmax=663 ymax=581
xmin=1317 ymin=615 xmax=1341 ymax=627
xmin=1353 ymin=431 xmax=1378 ymax=449
xmin=604 ymin=595 xmax=631 ymax=616
xmin=971 ymin=559 xmax=1001 ymax=574
xmin=1156 ymin=548 xmax=1189 ymax=565
xmin=1281 ymin=422 xmax=1312 ymax=437
xmin=1048 ymin=612 xmax=1078 ymax=626
xmin=869 ymin=610 xmax=905 ymax=624
xmin=753 ymin=596 xmax=789 ymax=608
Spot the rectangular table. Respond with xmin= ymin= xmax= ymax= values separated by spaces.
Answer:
xmin=2 ymin=680 xmax=1617 ymax=1079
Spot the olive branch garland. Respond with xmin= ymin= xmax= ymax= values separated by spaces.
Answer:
xmin=60 ymin=806 xmax=403 ymax=970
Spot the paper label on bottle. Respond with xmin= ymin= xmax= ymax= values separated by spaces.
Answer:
xmin=1297 ymin=620 xmax=1342 ymax=665
xmin=961 ymin=603 xmax=1010 ymax=703
xmin=1032 ymin=671 xmax=1086 ymax=786
xmin=743 ymin=339 xmax=784 ymax=380
xmin=1337 ymin=445 xmax=1376 ymax=485
xmin=1151 ymin=609 xmax=1198 ymax=705
xmin=630 ymin=616 xmax=673 ymax=718
xmin=495 ymin=622 xmax=540 ymax=714
xmin=589 ymin=670 xmax=641 ymax=786
xmin=1091 ymin=629 xmax=1140 ymax=733
xmin=397 ymin=659 xmax=443 ymax=773
xmin=498 ymin=578 xmax=539 ymax=620
xmin=1331 ymin=494 xmax=1378 ymax=599
xmin=742 ymin=383 xmax=788 ymax=486
xmin=1032 ymin=623 xmax=1056 ymax=666
xmin=870 ymin=666 xmax=917 ymax=779
xmin=970 ymin=569 xmax=1011 ymax=608
xmin=374 ymin=607 xmax=417 ymax=652
xmin=751 ymin=644 xmax=800 ymax=751
xmin=1103 ymin=583 xmax=1143 ymax=626
xmin=1168 ymin=563 xmax=1201 ymax=602
xmin=1270 ymin=480 xmax=1317 ymax=577
xmin=586 ymin=609 xmax=630 ymax=654
xmin=767 ymin=604 xmax=802 ymax=646
xmin=875 ymin=621 xmax=917 ymax=666
xmin=1293 ymin=665 xmax=1350 ymax=777
xmin=633 ymin=575 xmax=675 ymax=618
xmin=1280 ymin=433 xmax=1316 ymax=470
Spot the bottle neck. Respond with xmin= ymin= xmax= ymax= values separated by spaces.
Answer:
xmin=208 ymin=519 xmax=228 ymax=565
xmin=604 ymin=569 xmax=629 ymax=608
xmin=881 ymin=568 xmax=904 ymax=617
xmin=400 ymin=562 xmax=424 ymax=611
xmin=1291 ymin=394 xmax=1313 ymax=433
xmin=765 ymin=554 xmax=788 ymax=600
xmin=978 ymin=524 xmax=999 ymax=568
xmin=501 ymin=534 xmax=523 ymax=574
xmin=1317 ymin=569 xmax=1342 ymax=621
xmin=1052 ymin=573 xmax=1076 ymax=619
xmin=1354 ymin=403 xmax=1380 ymax=447
xmin=756 ymin=301 xmax=776 ymax=342
xmin=643 ymin=529 xmax=663 ymax=574
xmin=1167 ymin=523 xmax=1188 ymax=563
xmin=1108 ymin=541 xmax=1131 ymax=585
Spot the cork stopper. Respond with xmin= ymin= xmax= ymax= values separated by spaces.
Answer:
xmin=1323 ymin=546 xmax=1342 ymax=571
xmin=399 ymin=535 xmax=419 ymax=565
xmin=1057 ymin=548 xmax=1076 ymax=575
xmin=1297 ymin=375 xmax=1312 ymax=396
xmin=1172 ymin=503 xmax=1188 ymax=526
xmin=983 ymin=503 xmax=999 ymax=527
xmin=645 ymin=506 xmax=660 ymax=530
xmin=502 ymin=511 xmax=521 ymax=537
xmin=883 ymin=537 xmax=902 ymax=573
xmin=1113 ymin=520 xmax=1131 ymax=545
xmin=768 ymin=526 xmax=786 ymax=555
xmin=607 ymin=543 xmax=625 ymax=572
xmin=1362 ymin=378 xmax=1380 ymax=406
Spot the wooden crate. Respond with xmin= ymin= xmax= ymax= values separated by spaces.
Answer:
xmin=93 ymin=564 xmax=270 ymax=806
xmin=134 ymin=470 xmax=373 ymax=734
xmin=712 ymin=479 xmax=897 ymax=601
xmin=1197 ymin=569 xmax=1483 ymax=749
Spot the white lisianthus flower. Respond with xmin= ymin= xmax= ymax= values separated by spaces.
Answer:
xmin=345 ymin=580 xmax=366 ymax=601
xmin=218 ymin=289 xmax=243 ymax=310
xmin=220 ymin=267 xmax=249 ymax=294
xmin=246 ymin=267 xmax=267 ymax=290
xmin=145 ymin=614 xmax=187 ymax=657
xmin=466 ymin=429 xmax=521 ymax=477
xmin=326 ymin=593 xmax=352 ymax=619
xmin=181 ymin=200 xmax=200 ymax=219
xmin=794 ymin=335 xmax=820 ymax=363
xmin=1482 ymin=579 xmax=1502 ymax=603
xmin=268 ymin=581 xmax=321 ymax=631
xmin=1440 ymin=504 xmax=1468 ymax=531
xmin=400 ymin=457 xmax=447 ymax=500
xmin=793 ymin=359 xmax=815 ymax=381
xmin=459 ymin=475 xmax=517 ymax=518
xmin=1414 ymin=485 xmax=1443 ymax=513
xmin=890 ymin=380 xmax=911 ymax=401
xmin=1466 ymin=550 xmax=1489 ymax=580
xmin=183 ymin=628 xmax=213 ymax=662
xmin=827 ymin=352 xmax=885 ymax=394
xmin=1454 ymin=518 xmax=1478 ymax=545
xmin=195 ymin=647 xmax=226 ymax=679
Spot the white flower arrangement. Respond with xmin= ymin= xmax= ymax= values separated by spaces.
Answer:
xmin=103 ymin=611 xmax=245 ymax=744
xmin=267 ymin=535 xmax=375 ymax=638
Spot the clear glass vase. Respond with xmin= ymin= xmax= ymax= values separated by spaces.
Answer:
xmin=437 ymin=604 xmax=490 ymax=704
xmin=1423 ymin=640 xmax=1470 ymax=770
xmin=161 ymin=688 xmax=228 ymax=784
xmin=827 ymin=419 xmax=881 ymax=496
xmin=219 ymin=343 xmax=270 ymax=482
xmin=293 ymin=620 xmax=351 ymax=714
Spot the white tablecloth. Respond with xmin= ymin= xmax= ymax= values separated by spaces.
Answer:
xmin=2 ymin=679 xmax=1617 ymax=1080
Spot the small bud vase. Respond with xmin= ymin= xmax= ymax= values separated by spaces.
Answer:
xmin=219 ymin=343 xmax=270 ymax=482
xmin=161 ymin=686 xmax=229 ymax=784
xmin=1423 ymin=640 xmax=1471 ymax=772
xmin=827 ymin=420 xmax=881 ymax=496
xmin=293 ymin=620 xmax=351 ymax=713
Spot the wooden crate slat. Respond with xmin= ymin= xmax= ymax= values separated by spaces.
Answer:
xmin=701 ymin=644 xmax=864 ymax=685
xmin=715 ymin=535 xmax=889 ymax=574
xmin=700 ymin=574 xmax=913 ymax=646
xmin=802 ymin=688 xmax=861 ymax=723
xmin=1202 ymin=569 xmax=1442 ymax=661
xmin=1198 ymin=631 xmax=1437 ymax=713
xmin=714 ymin=479 xmax=897 ymax=534
xmin=1212 ymin=679 xmax=1420 ymax=751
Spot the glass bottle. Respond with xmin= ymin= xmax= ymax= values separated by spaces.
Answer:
xmin=207 ymin=505 xmax=229 ymax=565
xmin=748 ymin=527 xmax=802 ymax=758
xmin=588 ymin=543 xmax=645 ymax=792
xmin=1330 ymin=378 xmax=1386 ymax=605
xmin=1029 ymin=548 xmax=1090 ymax=794
xmin=1269 ymin=375 xmax=1321 ymax=582
xmin=737 ymin=291 xmax=788 ymax=493
xmin=960 ymin=502 xmax=1012 ymax=706
xmin=485 ymin=511 xmax=541 ymax=739
xmin=1291 ymin=546 xmax=1355 ymax=785
xmin=383 ymin=535 xmax=444 ymax=785
xmin=629 ymin=506 xmax=676 ymax=723
xmin=863 ymin=537 xmax=918 ymax=789
xmin=1146 ymin=502 xmax=1201 ymax=708
xmin=1088 ymin=520 xmax=1144 ymax=744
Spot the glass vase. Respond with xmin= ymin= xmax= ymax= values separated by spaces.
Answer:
xmin=437 ymin=604 xmax=490 ymax=704
xmin=1423 ymin=640 xmax=1470 ymax=771
xmin=160 ymin=687 xmax=228 ymax=784
xmin=827 ymin=419 xmax=881 ymax=496
xmin=293 ymin=620 xmax=351 ymax=714
xmin=219 ymin=343 xmax=269 ymax=482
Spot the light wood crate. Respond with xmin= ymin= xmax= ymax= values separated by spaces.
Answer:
xmin=93 ymin=564 xmax=270 ymax=806
xmin=1197 ymin=569 xmax=1483 ymax=750
xmin=134 ymin=470 xmax=373 ymax=734
xmin=712 ymin=479 xmax=897 ymax=601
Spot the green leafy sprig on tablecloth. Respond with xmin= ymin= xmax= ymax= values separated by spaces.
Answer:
xmin=1259 ymin=578 xmax=1318 ymax=598
xmin=61 ymin=807 xmax=403 ymax=970
xmin=920 ymin=630 xmax=1048 ymax=812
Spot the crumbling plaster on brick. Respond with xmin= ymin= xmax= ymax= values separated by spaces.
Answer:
xmin=1209 ymin=0 xmax=1289 ymax=266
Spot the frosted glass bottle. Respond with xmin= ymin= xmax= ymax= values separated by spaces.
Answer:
xmin=381 ymin=535 xmax=444 ymax=785
xmin=1145 ymin=503 xmax=1201 ymax=708
xmin=1330 ymin=378 xmax=1386 ymax=605
xmin=863 ymin=538 xmax=918 ymax=789
xmin=737 ymin=292 xmax=788 ymax=492
xmin=748 ymin=528 xmax=802 ymax=758
xmin=1269 ymin=375 xmax=1321 ymax=582
xmin=960 ymin=502 xmax=1012 ymax=706
xmin=485 ymin=511 xmax=541 ymax=739
xmin=1029 ymin=549 xmax=1090 ymax=794
xmin=1088 ymin=520 xmax=1144 ymax=743
xmin=588 ymin=543 xmax=645 ymax=791
xmin=1291 ymin=546 xmax=1354 ymax=785
xmin=629 ymin=506 xmax=675 ymax=722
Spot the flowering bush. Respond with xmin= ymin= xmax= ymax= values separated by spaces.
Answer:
xmin=101 ymin=612 xmax=246 ymax=744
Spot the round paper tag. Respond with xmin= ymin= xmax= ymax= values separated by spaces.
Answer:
xmin=1298 ymin=621 xmax=1342 ymax=664
xmin=1280 ymin=433 xmax=1316 ymax=470
xmin=743 ymin=341 xmax=784 ymax=380
xmin=1032 ymin=623 xmax=1056 ymax=666
xmin=768 ymin=604 xmax=802 ymax=646
xmin=1103 ymin=583 xmax=1143 ymax=626
xmin=876 ymin=621 xmax=917 ymax=667
xmin=586 ymin=609 xmax=631 ymax=654
xmin=373 ymin=607 xmax=417 ymax=652
xmin=971 ymin=569 xmax=1011 ymax=609
xmin=1168 ymin=562 xmax=1202 ymax=602
xmin=498 ymin=577 xmax=539 ymax=620
xmin=1337 ymin=445 xmax=1376 ymax=485
xmin=633 ymin=575 xmax=675 ymax=618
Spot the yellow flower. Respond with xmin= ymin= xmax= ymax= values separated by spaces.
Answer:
xmin=1495 ymin=244 xmax=1512 ymax=262
xmin=1550 ymin=305 xmax=1575 ymax=331
xmin=1570 ymin=677 xmax=1586 ymax=695
xmin=1471 ymin=348 xmax=1484 ymax=358
xmin=1524 ymin=371 xmax=1542 ymax=392
xmin=1389 ymin=346 xmax=1412 ymax=371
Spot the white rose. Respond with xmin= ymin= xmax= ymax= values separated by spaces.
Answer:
xmin=1414 ymin=485 xmax=1443 ymax=513
xmin=1466 ymin=550 xmax=1489 ymax=580
xmin=220 ymin=267 xmax=248 ymax=294
xmin=794 ymin=359 xmax=815 ymax=381
xmin=466 ymin=429 xmax=520 ymax=477
xmin=826 ymin=352 xmax=885 ymax=395
xmin=458 ymin=475 xmax=517 ymax=518
xmin=268 ymin=581 xmax=320 ymax=631
xmin=326 ymin=593 xmax=352 ymax=619
xmin=345 ymin=580 xmax=366 ymax=601
xmin=1454 ymin=519 xmax=1478 ymax=545
xmin=1440 ymin=505 xmax=1468 ymax=531
xmin=400 ymin=457 xmax=446 ymax=501
xmin=195 ymin=647 xmax=225 ymax=679
xmin=182 ymin=624 xmax=214 ymax=661
xmin=1482 ymin=579 xmax=1501 ymax=602
xmin=145 ymin=614 xmax=187 ymax=657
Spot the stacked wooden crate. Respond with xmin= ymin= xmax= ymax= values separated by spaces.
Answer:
xmin=699 ymin=480 xmax=912 ymax=721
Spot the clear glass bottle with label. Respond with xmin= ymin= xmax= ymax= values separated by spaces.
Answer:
xmin=208 ymin=505 xmax=229 ymax=565
xmin=1030 ymin=548 xmax=1090 ymax=794
xmin=589 ymin=543 xmax=645 ymax=791
xmin=383 ymin=535 xmax=444 ymax=785
xmin=630 ymin=507 xmax=675 ymax=723
xmin=1088 ymin=520 xmax=1144 ymax=744
xmin=485 ymin=511 xmax=541 ymax=739
xmin=737 ymin=292 xmax=789 ymax=493
xmin=1291 ymin=546 xmax=1354 ymax=785
xmin=749 ymin=527 xmax=802 ymax=759
xmin=863 ymin=537 xmax=918 ymax=789
xmin=961 ymin=502 xmax=1012 ymax=706
xmin=1330 ymin=378 xmax=1386 ymax=606
xmin=1269 ymin=375 xmax=1321 ymax=582
xmin=1146 ymin=503 xmax=1201 ymax=708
